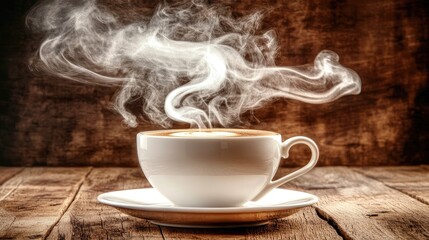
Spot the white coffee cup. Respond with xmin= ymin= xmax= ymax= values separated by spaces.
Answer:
xmin=137 ymin=128 xmax=318 ymax=207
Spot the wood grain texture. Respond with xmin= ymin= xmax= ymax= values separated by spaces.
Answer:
xmin=0 ymin=167 xmax=23 ymax=185
xmin=158 ymin=208 xmax=341 ymax=240
xmin=283 ymin=167 xmax=429 ymax=240
xmin=0 ymin=166 xmax=428 ymax=239
xmin=353 ymin=165 xmax=429 ymax=204
xmin=0 ymin=0 xmax=428 ymax=166
xmin=47 ymin=168 xmax=164 ymax=239
xmin=0 ymin=167 xmax=91 ymax=239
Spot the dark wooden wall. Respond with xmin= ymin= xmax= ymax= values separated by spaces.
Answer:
xmin=0 ymin=0 xmax=428 ymax=167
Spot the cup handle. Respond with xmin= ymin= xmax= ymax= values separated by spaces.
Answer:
xmin=252 ymin=136 xmax=319 ymax=201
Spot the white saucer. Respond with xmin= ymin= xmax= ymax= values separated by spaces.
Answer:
xmin=98 ymin=188 xmax=318 ymax=228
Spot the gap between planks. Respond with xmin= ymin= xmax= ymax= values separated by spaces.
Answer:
xmin=42 ymin=167 xmax=93 ymax=240
xmin=0 ymin=167 xmax=94 ymax=239
xmin=0 ymin=167 xmax=25 ymax=202
xmin=45 ymin=168 xmax=164 ymax=239
xmin=280 ymin=166 xmax=429 ymax=240
xmin=314 ymin=207 xmax=349 ymax=240
xmin=0 ymin=167 xmax=25 ymax=185
xmin=158 ymin=225 xmax=166 ymax=240
xmin=312 ymin=166 xmax=429 ymax=240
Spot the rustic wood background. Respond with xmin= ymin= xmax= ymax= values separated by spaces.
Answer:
xmin=0 ymin=0 xmax=428 ymax=167
xmin=1 ymin=166 xmax=429 ymax=239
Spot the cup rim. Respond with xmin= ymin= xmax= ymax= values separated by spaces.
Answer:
xmin=137 ymin=128 xmax=280 ymax=139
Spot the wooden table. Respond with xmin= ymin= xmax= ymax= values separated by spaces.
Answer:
xmin=0 ymin=166 xmax=428 ymax=239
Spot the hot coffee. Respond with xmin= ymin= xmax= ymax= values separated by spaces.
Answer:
xmin=137 ymin=128 xmax=318 ymax=207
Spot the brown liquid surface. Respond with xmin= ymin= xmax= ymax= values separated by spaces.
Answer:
xmin=145 ymin=128 xmax=276 ymax=137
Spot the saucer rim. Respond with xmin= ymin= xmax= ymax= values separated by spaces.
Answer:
xmin=97 ymin=188 xmax=318 ymax=213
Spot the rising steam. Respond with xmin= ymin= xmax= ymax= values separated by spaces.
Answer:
xmin=27 ymin=0 xmax=361 ymax=128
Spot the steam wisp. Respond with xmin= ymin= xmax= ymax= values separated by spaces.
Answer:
xmin=27 ymin=0 xmax=361 ymax=128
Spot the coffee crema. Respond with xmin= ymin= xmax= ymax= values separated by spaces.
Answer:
xmin=144 ymin=128 xmax=276 ymax=137
xmin=170 ymin=131 xmax=239 ymax=137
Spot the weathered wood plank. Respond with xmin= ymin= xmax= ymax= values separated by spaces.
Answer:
xmin=353 ymin=166 xmax=429 ymax=205
xmin=2 ymin=166 xmax=429 ymax=239
xmin=159 ymin=207 xmax=341 ymax=240
xmin=47 ymin=168 xmax=164 ymax=239
xmin=283 ymin=167 xmax=429 ymax=240
xmin=0 ymin=167 xmax=23 ymax=185
xmin=0 ymin=167 xmax=91 ymax=239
